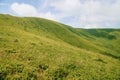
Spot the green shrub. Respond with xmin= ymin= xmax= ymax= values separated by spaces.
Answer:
xmin=52 ymin=68 xmax=68 ymax=80
xmin=38 ymin=64 xmax=49 ymax=71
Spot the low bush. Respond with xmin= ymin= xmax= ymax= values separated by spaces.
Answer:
xmin=52 ymin=68 xmax=68 ymax=80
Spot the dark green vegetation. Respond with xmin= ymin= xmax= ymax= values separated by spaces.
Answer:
xmin=0 ymin=14 xmax=120 ymax=80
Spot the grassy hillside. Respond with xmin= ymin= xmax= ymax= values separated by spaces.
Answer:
xmin=0 ymin=14 xmax=120 ymax=80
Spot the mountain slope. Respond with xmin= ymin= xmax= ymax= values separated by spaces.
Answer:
xmin=0 ymin=14 xmax=120 ymax=80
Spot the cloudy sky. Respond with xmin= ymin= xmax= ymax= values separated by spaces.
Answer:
xmin=0 ymin=0 xmax=120 ymax=28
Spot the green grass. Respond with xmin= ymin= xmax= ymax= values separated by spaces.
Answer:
xmin=0 ymin=14 xmax=120 ymax=80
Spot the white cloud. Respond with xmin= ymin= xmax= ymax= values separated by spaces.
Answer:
xmin=50 ymin=0 xmax=120 ymax=28
xmin=10 ymin=2 xmax=57 ymax=21
xmin=11 ymin=3 xmax=38 ymax=16
xmin=51 ymin=0 xmax=80 ymax=13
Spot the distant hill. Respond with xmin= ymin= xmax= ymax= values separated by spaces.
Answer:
xmin=0 ymin=14 xmax=120 ymax=80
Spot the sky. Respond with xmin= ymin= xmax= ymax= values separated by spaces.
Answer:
xmin=0 ymin=0 xmax=120 ymax=28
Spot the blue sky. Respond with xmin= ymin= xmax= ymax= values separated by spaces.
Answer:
xmin=0 ymin=0 xmax=120 ymax=28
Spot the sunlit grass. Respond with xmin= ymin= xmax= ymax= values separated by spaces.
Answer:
xmin=0 ymin=14 xmax=120 ymax=80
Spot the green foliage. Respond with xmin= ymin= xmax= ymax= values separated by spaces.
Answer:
xmin=0 ymin=14 xmax=120 ymax=80
xmin=84 ymin=29 xmax=116 ymax=39
xmin=38 ymin=64 xmax=49 ymax=71
xmin=52 ymin=68 xmax=69 ymax=80
xmin=5 ymin=49 xmax=17 ymax=54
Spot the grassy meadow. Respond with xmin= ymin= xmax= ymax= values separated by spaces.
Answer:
xmin=0 ymin=14 xmax=120 ymax=80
